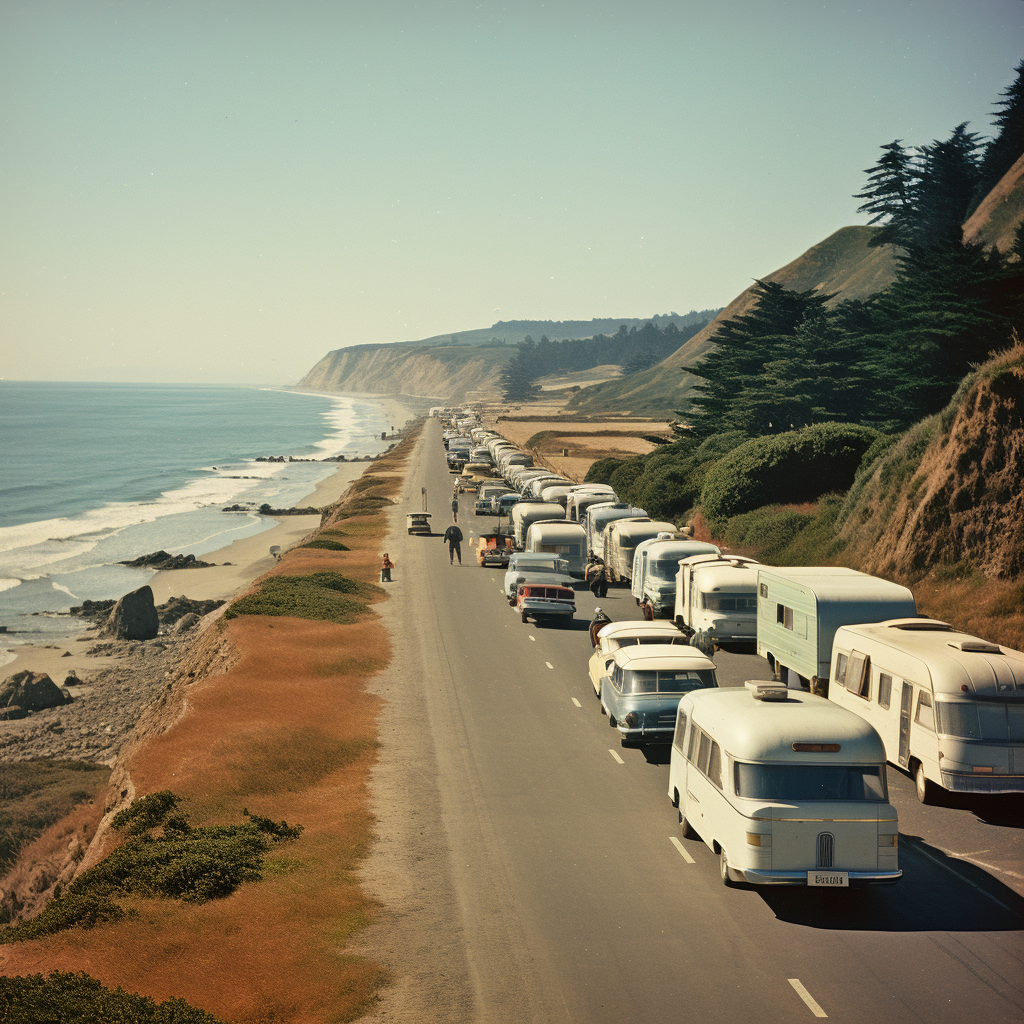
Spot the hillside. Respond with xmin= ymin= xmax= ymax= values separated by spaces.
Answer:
xmin=297 ymin=311 xmax=716 ymax=401
xmin=567 ymin=226 xmax=898 ymax=416
xmin=963 ymin=150 xmax=1024 ymax=253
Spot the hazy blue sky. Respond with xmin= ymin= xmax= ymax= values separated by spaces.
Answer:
xmin=2 ymin=0 xmax=1022 ymax=384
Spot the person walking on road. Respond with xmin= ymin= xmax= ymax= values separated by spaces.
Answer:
xmin=443 ymin=523 xmax=463 ymax=564
xmin=589 ymin=607 xmax=612 ymax=646
xmin=586 ymin=557 xmax=609 ymax=598
xmin=451 ymin=495 xmax=459 ymax=523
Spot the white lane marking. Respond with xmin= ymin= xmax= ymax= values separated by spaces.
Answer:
xmin=608 ymin=749 xmax=624 ymax=764
xmin=571 ymin=698 xmax=582 ymax=708
xmin=545 ymin=661 xmax=553 ymax=669
xmin=788 ymin=979 xmax=827 ymax=1018
xmin=910 ymin=841 xmax=1016 ymax=913
xmin=529 ymin=635 xmax=536 ymax=642
xmin=669 ymin=836 xmax=695 ymax=864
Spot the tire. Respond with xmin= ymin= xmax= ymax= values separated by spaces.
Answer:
xmin=671 ymin=787 xmax=680 ymax=808
xmin=719 ymin=848 xmax=734 ymax=887
xmin=679 ymin=811 xmax=697 ymax=840
xmin=608 ymin=713 xmax=617 ymax=728
xmin=914 ymin=761 xmax=939 ymax=805
xmin=521 ymin=612 xmax=528 ymax=623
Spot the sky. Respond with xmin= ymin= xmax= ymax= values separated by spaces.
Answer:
xmin=1 ymin=0 xmax=1022 ymax=385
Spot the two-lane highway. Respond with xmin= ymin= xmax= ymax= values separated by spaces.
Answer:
xmin=365 ymin=418 xmax=1024 ymax=1024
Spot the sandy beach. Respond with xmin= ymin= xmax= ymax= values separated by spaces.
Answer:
xmin=1 ymin=395 xmax=418 ymax=683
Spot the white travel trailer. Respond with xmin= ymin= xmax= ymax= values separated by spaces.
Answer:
xmin=565 ymin=486 xmax=617 ymax=522
xmin=668 ymin=682 xmax=901 ymax=887
xmin=539 ymin=483 xmax=577 ymax=507
xmin=585 ymin=504 xmax=648 ymax=562
xmin=511 ymin=501 xmax=566 ymax=547
xmin=528 ymin=475 xmax=570 ymax=498
xmin=757 ymin=567 xmax=917 ymax=691
xmin=827 ymin=619 xmax=1024 ymax=803
xmin=675 ymin=555 xmax=762 ymax=645
xmin=603 ymin=520 xmax=678 ymax=583
xmin=525 ymin=520 xmax=587 ymax=576
xmin=631 ymin=538 xmax=722 ymax=619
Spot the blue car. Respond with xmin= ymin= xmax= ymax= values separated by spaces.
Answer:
xmin=600 ymin=646 xmax=718 ymax=747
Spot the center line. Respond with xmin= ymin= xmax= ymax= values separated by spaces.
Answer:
xmin=529 ymin=635 xmax=536 ymax=642
xmin=608 ymin=749 xmax=624 ymax=764
xmin=545 ymin=662 xmax=553 ymax=669
xmin=571 ymin=698 xmax=582 ymax=707
xmin=669 ymin=836 xmax=695 ymax=864
xmin=788 ymin=979 xmax=827 ymax=1018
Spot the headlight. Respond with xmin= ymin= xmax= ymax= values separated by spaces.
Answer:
xmin=623 ymin=712 xmax=640 ymax=728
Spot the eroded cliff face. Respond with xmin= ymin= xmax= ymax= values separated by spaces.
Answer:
xmin=299 ymin=344 xmax=508 ymax=400
xmin=841 ymin=349 xmax=1024 ymax=580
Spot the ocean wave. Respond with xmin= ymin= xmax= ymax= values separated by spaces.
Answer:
xmin=0 ymin=578 xmax=22 ymax=593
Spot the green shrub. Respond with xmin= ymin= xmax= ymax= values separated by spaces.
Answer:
xmin=0 ymin=971 xmax=225 ymax=1024
xmin=694 ymin=430 xmax=747 ymax=461
xmin=300 ymin=538 xmax=350 ymax=551
xmin=584 ymin=457 xmax=624 ymax=485
xmin=700 ymin=422 xmax=881 ymax=527
xmin=111 ymin=790 xmax=180 ymax=836
xmin=225 ymin=571 xmax=377 ymax=624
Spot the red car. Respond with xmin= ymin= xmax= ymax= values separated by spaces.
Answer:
xmin=516 ymin=583 xmax=576 ymax=625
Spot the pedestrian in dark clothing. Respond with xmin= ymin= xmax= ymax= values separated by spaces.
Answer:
xmin=451 ymin=497 xmax=459 ymax=523
xmin=586 ymin=559 xmax=609 ymax=598
xmin=380 ymin=553 xmax=394 ymax=582
xmin=589 ymin=607 xmax=612 ymax=646
xmin=443 ymin=524 xmax=463 ymax=564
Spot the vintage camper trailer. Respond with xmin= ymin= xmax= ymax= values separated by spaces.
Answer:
xmin=511 ymin=501 xmax=566 ymax=548
xmin=565 ymin=486 xmax=617 ymax=522
xmin=630 ymin=538 xmax=721 ymax=619
xmin=756 ymin=567 xmax=916 ymax=691
xmin=674 ymin=555 xmax=761 ymax=645
xmin=828 ymin=619 xmax=1024 ymax=802
xmin=584 ymin=504 xmax=648 ymax=563
xmin=603 ymin=520 xmax=678 ymax=583
xmin=668 ymin=682 xmax=901 ymax=887
xmin=525 ymin=520 xmax=587 ymax=576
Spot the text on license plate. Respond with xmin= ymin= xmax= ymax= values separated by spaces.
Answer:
xmin=808 ymin=871 xmax=849 ymax=887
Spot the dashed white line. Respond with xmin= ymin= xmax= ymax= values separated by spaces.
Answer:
xmin=608 ymin=749 xmax=624 ymax=764
xmin=545 ymin=662 xmax=554 ymax=669
xmin=669 ymin=836 xmax=695 ymax=864
xmin=788 ymin=979 xmax=827 ymax=1018
xmin=529 ymin=635 xmax=536 ymax=642
xmin=571 ymin=698 xmax=582 ymax=708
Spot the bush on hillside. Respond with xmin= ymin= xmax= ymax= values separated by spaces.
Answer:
xmin=584 ymin=457 xmax=624 ymax=485
xmin=225 ymin=572 xmax=379 ymax=625
xmin=700 ymin=422 xmax=881 ymax=526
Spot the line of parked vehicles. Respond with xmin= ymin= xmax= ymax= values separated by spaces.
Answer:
xmin=434 ymin=413 xmax=1024 ymax=889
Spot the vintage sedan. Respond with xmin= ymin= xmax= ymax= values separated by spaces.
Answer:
xmin=588 ymin=621 xmax=693 ymax=697
xmin=477 ymin=533 xmax=514 ymax=567
xmin=406 ymin=512 xmax=432 ymax=536
xmin=503 ymin=553 xmax=575 ymax=600
xmin=516 ymin=583 xmax=575 ymax=625
xmin=600 ymin=646 xmax=717 ymax=747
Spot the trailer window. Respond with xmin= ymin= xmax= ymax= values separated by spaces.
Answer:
xmin=834 ymin=653 xmax=848 ymax=688
xmin=936 ymin=701 xmax=981 ymax=739
xmin=697 ymin=732 xmax=711 ymax=774
xmin=674 ymin=708 xmax=688 ymax=751
xmin=734 ymin=763 xmax=888 ymax=801
xmin=915 ymin=691 xmax=935 ymax=731
xmin=707 ymin=741 xmax=723 ymax=789
xmin=703 ymin=594 xmax=757 ymax=612
xmin=878 ymin=673 xmax=892 ymax=710
xmin=847 ymin=652 xmax=871 ymax=700
xmin=687 ymin=723 xmax=700 ymax=762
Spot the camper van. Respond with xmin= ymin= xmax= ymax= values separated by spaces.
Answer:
xmin=828 ymin=619 xmax=1024 ymax=802
xmin=631 ymin=538 xmax=721 ymax=619
xmin=511 ymin=501 xmax=566 ymax=548
xmin=668 ymin=682 xmax=901 ymax=887
xmin=603 ymin=520 xmax=677 ymax=583
xmin=675 ymin=555 xmax=761 ymax=645
xmin=525 ymin=520 xmax=587 ymax=576
xmin=757 ymin=568 xmax=916 ymax=691
xmin=566 ymin=486 xmax=617 ymax=522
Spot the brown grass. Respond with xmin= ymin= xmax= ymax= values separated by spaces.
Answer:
xmin=0 ymin=425 xmax=423 ymax=1023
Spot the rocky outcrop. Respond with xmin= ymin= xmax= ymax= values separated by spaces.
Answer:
xmin=157 ymin=596 xmax=223 ymax=626
xmin=838 ymin=347 xmax=1024 ymax=580
xmin=104 ymin=585 xmax=160 ymax=641
xmin=118 ymin=551 xmax=215 ymax=570
xmin=0 ymin=671 xmax=72 ymax=719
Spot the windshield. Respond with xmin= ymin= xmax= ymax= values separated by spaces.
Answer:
xmin=622 ymin=669 xmax=716 ymax=694
xmin=512 ymin=559 xmax=569 ymax=574
xmin=936 ymin=700 xmax=1024 ymax=741
xmin=649 ymin=559 xmax=681 ymax=581
xmin=734 ymin=763 xmax=888 ymax=801
xmin=703 ymin=593 xmax=757 ymax=612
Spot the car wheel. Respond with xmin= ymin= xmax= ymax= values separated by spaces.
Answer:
xmin=521 ymin=612 xmax=528 ymax=623
xmin=671 ymin=787 xmax=680 ymax=808
xmin=719 ymin=848 xmax=734 ymax=887
xmin=679 ymin=810 xmax=697 ymax=840
xmin=914 ymin=761 xmax=939 ymax=805
xmin=608 ymin=713 xmax=617 ymax=728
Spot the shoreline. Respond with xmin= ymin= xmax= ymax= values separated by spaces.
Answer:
xmin=0 ymin=394 xmax=416 ymax=685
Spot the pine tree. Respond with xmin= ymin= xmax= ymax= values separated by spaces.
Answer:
xmin=855 ymin=140 xmax=917 ymax=248
xmin=970 ymin=59 xmax=1024 ymax=213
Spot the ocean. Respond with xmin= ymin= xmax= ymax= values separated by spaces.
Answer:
xmin=0 ymin=382 xmax=391 ymax=653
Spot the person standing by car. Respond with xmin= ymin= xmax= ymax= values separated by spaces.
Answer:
xmin=586 ymin=556 xmax=609 ymax=598
xmin=443 ymin=523 xmax=463 ymax=564
xmin=451 ymin=495 xmax=459 ymax=523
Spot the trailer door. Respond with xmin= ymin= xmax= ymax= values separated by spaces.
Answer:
xmin=898 ymin=682 xmax=913 ymax=767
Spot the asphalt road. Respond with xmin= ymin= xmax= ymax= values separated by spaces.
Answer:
xmin=375 ymin=418 xmax=1024 ymax=1024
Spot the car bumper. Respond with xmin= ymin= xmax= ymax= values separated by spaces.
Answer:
xmin=617 ymin=726 xmax=673 ymax=745
xmin=518 ymin=601 xmax=574 ymax=616
xmin=940 ymin=770 xmax=1024 ymax=794
xmin=728 ymin=867 xmax=903 ymax=886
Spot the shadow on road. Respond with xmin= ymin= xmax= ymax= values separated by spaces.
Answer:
xmin=758 ymin=835 xmax=1024 ymax=931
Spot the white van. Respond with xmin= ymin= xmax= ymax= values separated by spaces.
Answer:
xmin=525 ymin=520 xmax=587 ymax=576
xmin=828 ymin=618 xmax=1024 ymax=802
xmin=603 ymin=520 xmax=677 ymax=582
xmin=675 ymin=555 xmax=761 ymax=644
xmin=631 ymin=538 xmax=721 ymax=618
xmin=668 ymin=682 xmax=901 ymax=887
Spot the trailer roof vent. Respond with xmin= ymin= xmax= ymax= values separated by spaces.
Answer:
xmin=889 ymin=619 xmax=951 ymax=631
xmin=948 ymin=640 xmax=1002 ymax=654
xmin=745 ymin=680 xmax=790 ymax=701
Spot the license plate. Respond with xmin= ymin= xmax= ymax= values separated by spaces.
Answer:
xmin=808 ymin=871 xmax=848 ymax=887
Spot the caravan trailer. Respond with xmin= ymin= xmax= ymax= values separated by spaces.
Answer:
xmin=668 ymin=682 xmax=901 ymax=887
xmin=675 ymin=555 xmax=762 ymax=645
xmin=756 ymin=568 xmax=916 ymax=691
xmin=584 ymin=504 xmax=648 ymax=562
xmin=603 ymin=520 xmax=678 ymax=583
xmin=828 ymin=619 xmax=1024 ymax=802
xmin=631 ymin=538 xmax=721 ymax=619
xmin=525 ymin=520 xmax=587 ymax=576
xmin=566 ymin=486 xmax=617 ymax=522
xmin=511 ymin=501 xmax=566 ymax=547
